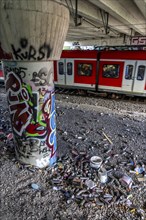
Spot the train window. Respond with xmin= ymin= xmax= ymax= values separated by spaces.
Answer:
xmin=137 ymin=65 xmax=145 ymax=81
xmin=58 ymin=62 xmax=64 ymax=75
xmin=67 ymin=62 xmax=72 ymax=75
xmin=78 ymin=63 xmax=92 ymax=76
xmin=125 ymin=65 xmax=133 ymax=80
xmin=102 ymin=64 xmax=120 ymax=78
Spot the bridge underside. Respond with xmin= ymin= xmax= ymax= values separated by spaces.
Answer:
xmin=62 ymin=0 xmax=146 ymax=46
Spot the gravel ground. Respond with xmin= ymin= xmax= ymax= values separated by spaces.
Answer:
xmin=0 ymin=88 xmax=146 ymax=220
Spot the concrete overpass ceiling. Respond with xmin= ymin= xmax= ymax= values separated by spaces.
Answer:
xmin=89 ymin=0 xmax=146 ymax=35
xmin=61 ymin=0 xmax=146 ymax=44
xmin=134 ymin=0 xmax=146 ymax=19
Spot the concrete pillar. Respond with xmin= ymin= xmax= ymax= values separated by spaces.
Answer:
xmin=0 ymin=0 xmax=69 ymax=168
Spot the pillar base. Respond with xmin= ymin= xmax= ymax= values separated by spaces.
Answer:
xmin=3 ymin=61 xmax=57 ymax=168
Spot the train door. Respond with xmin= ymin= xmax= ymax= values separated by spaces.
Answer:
xmin=57 ymin=59 xmax=66 ymax=85
xmin=65 ymin=59 xmax=74 ymax=85
xmin=57 ymin=59 xmax=74 ymax=86
xmin=122 ymin=61 xmax=136 ymax=91
xmin=133 ymin=61 xmax=146 ymax=93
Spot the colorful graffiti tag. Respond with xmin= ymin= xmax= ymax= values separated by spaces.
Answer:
xmin=42 ymin=90 xmax=57 ymax=158
xmin=4 ymin=62 xmax=57 ymax=167
xmin=6 ymin=72 xmax=33 ymax=136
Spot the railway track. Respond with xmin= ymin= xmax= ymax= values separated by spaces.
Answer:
xmin=0 ymin=85 xmax=145 ymax=104
xmin=55 ymin=87 xmax=146 ymax=104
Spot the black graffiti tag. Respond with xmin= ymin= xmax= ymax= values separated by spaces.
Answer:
xmin=4 ymin=66 xmax=27 ymax=78
xmin=31 ymin=67 xmax=49 ymax=86
xmin=11 ymin=38 xmax=51 ymax=61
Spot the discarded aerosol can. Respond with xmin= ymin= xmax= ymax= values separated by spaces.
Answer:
xmin=90 ymin=156 xmax=102 ymax=169
xmin=98 ymin=168 xmax=108 ymax=183
xmin=120 ymin=175 xmax=133 ymax=189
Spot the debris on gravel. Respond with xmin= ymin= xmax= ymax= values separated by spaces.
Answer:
xmin=0 ymin=88 xmax=146 ymax=220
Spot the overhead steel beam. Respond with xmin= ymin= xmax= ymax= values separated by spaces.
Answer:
xmin=100 ymin=9 xmax=109 ymax=35
xmin=75 ymin=0 xmax=78 ymax=26
xmin=63 ymin=0 xmax=133 ymax=36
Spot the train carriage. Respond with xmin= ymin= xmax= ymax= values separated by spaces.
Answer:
xmin=0 ymin=49 xmax=146 ymax=96
xmin=54 ymin=50 xmax=98 ymax=90
xmin=54 ymin=50 xmax=146 ymax=96
xmin=98 ymin=51 xmax=146 ymax=96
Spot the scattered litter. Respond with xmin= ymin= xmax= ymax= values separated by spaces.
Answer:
xmin=90 ymin=156 xmax=102 ymax=169
xmin=102 ymin=131 xmax=113 ymax=145
xmin=45 ymin=146 xmax=146 ymax=212
xmin=63 ymin=131 xmax=67 ymax=135
xmin=31 ymin=183 xmax=40 ymax=190
xmin=137 ymin=174 xmax=146 ymax=182
xmin=0 ymin=90 xmax=146 ymax=219
xmin=127 ymin=194 xmax=133 ymax=199
xmin=134 ymin=164 xmax=145 ymax=174
xmin=53 ymin=186 xmax=60 ymax=191
xmin=126 ymin=199 xmax=132 ymax=206
xmin=98 ymin=168 xmax=108 ymax=183
xmin=85 ymin=179 xmax=96 ymax=189
xmin=120 ymin=175 xmax=133 ymax=190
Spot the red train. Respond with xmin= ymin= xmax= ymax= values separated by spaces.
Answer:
xmin=54 ymin=50 xmax=146 ymax=97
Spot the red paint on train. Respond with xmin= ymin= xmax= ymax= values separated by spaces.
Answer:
xmin=61 ymin=50 xmax=146 ymax=60
xmin=98 ymin=61 xmax=124 ymax=87
xmin=100 ymin=50 xmax=146 ymax=60
xmin=74 ymin=60 xmax=97 ymax=84
xmin=61 ymin=50 xmax=98 ymax=59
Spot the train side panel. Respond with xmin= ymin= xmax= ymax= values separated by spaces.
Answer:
xmin=98 ymin=51 xmax=146 ymax=96
xmin=54 ymin=50 xmax=146 ymax=96
xmin=54 ymin=50 xmax=98 ymax=90
xmin=98 ymin=60 xmax=124 ymax=88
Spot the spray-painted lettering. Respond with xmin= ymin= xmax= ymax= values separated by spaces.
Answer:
xmin=31 ymin=67 xmax=48 ymax=86
xmin=43 ymin=91 xmax=57 ymax=157
xmin=4 ymin=66 xmax=27 ymax=78
xmin=11 ymin=38 xmax=51 ymax=61
xmin=6 ymin=72 xmax=32 ymax=136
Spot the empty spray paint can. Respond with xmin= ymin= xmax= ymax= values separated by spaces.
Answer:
xmin=98 ymin=168 xmax=108 ymax=183
xmin=90 ymin=156 xmax=102 ymax=169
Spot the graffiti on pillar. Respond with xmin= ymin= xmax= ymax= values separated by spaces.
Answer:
xmin=5 ymin=72 xmax=33 ymax=136
xmin=42 ymin=90 xmax=57 ymax=157
xmin=31 ymin=67 xmax=53 ymax=86
xmin=11 ymin=38 xmax=52 ymax=61
xmin=4 ymin=65 xmax=27 ymax=78
xmin=4 ymin=62 xmax=56 ymax=165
